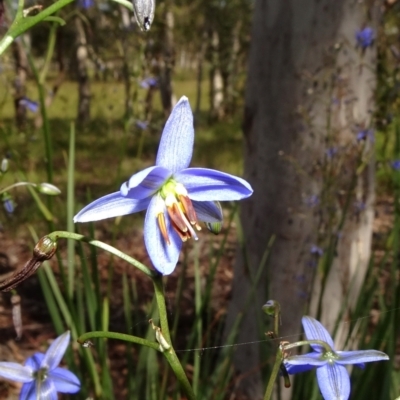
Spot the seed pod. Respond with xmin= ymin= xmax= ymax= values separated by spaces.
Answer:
xmin=132 ymin=0 xmax=155 ymax=31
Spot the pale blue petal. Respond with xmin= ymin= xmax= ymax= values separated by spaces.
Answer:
xmin=25 ymin=353 xmax=44 ymax=370
xmin=74 ymin=192 xmax=150 ymax=223
xmin=192 ymin=200 xmax=223 ymax=222
xmin=302 ymin=316 xmax=335 ymax=352
xmin=175 ymin=168 xmax=253 ymax=201
xmin=41 ymin=331 xmax=70 ymax=371
xmin=156 ymin=96 xmax=194 ymax=173
xmin=49 ymin=368 xmax=80 ymax=393
xmin=121 ymin=166 xmax=171 ymax=198
xmin=20 ymin=381 xmax=36 ymax=400
xmin=36 ymin=378 xmax=57 ymax=400
xmin=336 ymin=350 xmax=389 ymax=365
xmin=316 ymin=364 xmax=350 ymax=400
xmin=284 ymin=362 xmax=315 ymax=374
xmin=0 ymin=362 xmax=33 ymax=382
xmin=144 ymin=196 xmax=182 ymax=275
xmin=284 ymin=352 xmax=327 ymax=367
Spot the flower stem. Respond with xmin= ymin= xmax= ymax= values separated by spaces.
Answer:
xmin=263 ymin=346 xmax=284 ymax=400
xmin=0 ymin=182 xmax=37 ymax=195
xmin=47 ymin=231 xmax=156 ymax=278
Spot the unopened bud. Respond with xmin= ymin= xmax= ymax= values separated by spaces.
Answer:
xmin=34 ymin=236 xmax=57 ymax=261
xmin=132 ymin=0 xmax=155 ymax=31
xmin=262 ymin=300 xmax=280 ymax=317
xmin=1 ymin=158 xmax=8 ymax=173
xmin=37 ymin=183 xmax=61 ymax=196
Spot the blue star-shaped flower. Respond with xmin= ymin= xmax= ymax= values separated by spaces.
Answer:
xmin=0 ymin=331 xmax=80 ymax=400
xmin=356 ymin=27 xmax=374 ymax=49
xmin=74 ymin=96 xmax=253 ymax=275
xmin=284 ymin=316 xmax=389 ymax=400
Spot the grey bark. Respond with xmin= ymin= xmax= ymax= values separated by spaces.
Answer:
xmin=225 ymin=1 xmax=378 ymax=398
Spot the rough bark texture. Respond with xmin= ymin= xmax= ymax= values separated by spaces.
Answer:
xmin=225 ymin=1 xmax=378 ymax=398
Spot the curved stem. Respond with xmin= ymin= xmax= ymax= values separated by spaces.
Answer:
xmin=77 ymin=331 xmax=160 ymax=351
xmin=0 ymin=181 xmax=36 ymax=194
xmin=47 ymin=231 xmax=156 ymax=278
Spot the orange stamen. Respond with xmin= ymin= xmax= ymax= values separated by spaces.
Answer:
xmin=157 ymin=213 xmax=170 ymax=244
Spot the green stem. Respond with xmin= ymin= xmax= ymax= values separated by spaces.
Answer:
xmin=77 ymin=331 xmax=160 ymax=351
xmin=47 ymin=231 xmax=155 ymax=278
xmin=264 ymin=347 xmax=284 ymax=400
xmin=0 ymin=181 xmax=37 ymax=194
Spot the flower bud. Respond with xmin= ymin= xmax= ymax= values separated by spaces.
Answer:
xmin=37 ymin=183 xmax=61 ymax=196
xmin=262 ymin=300 xmax=280 ymax=317
xmin=1 ymin=158 xmax=8 ymax=173
xmin=33 ymin=236 xmax=57 ymax=261
xmin=132 ymin=0 xmax=155 ymax=31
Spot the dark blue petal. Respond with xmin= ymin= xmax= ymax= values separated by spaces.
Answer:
xmin=49 ymin=367 xmax=80 ymax=393
xmin=20 ymin=381 xmax=36 ymax=400
xmin=302 ymin=316 xmax=335 ymax=352
xmin=284 ymin=352 xmax=327 ymax=367
xmin=336 ymin=350 xmax=389 ymax=365
xmin=0 ymin=362 xmax=33 ymax=382
xmin=25 ymin=353 xmax=44 ymax=370
xmin=74 ymin=192 xmax=150 ymax=223
xmin=284 ymin=362 xmax=315 ymax=374
xmin=144 ymin=196 xmax=182 ymax=275
xmin=192 ymin=200 xmax=223 ymax=223
xmin=156 ymin=97 xmax=194 ymax=173
xmin=41 ymin=332 xmax=70 ymax=371
xmin=316 ymin=364 xmax=350 ymax=400
xmin=121 ymin=166 xmax=171 ymax=199
xmin=175 ymin=168 xmax=253 ymax=201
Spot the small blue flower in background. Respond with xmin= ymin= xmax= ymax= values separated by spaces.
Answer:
xmin=356 ymin=128 xmax=374 ymax=142
xmin=284 ymin=316 xmax=388 ymax=400
xmin=77 ymin=0 xmax=94 ymax=9
xmin=0 ymin=331 xmax=80 ymax=399
xmin=391 ymin=159 xmax=400 ymax=170
xmin=19 ymin=97 xmax=39 ymax=113
xmin=3 ymin=196 xmax=14 ymax=214
xmin=310 ymin=245 xmax=323 ymax=257
xmin=325 ymin=147 xmax=337 ymax=159
xmin=356 ymin=27 xmax=374 ymax=49
xmin=74 ymin=96 xmax=253 ymax=275
xmin=305 ymin=195 xmax=319 ymax=208
xmin=136 ymin=120 xmax=148 ymax=130
xmin=140 ymin=77 xmax=158 ymax=89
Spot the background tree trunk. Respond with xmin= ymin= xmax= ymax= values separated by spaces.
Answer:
xmin=225 ymin=1 xmax=378 ymax=398
xmin=12 ymin=39 xmax=28 ymax=129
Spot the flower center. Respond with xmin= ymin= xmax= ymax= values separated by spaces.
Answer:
xmin=156 ymin=180 xmax=201 ymax=244
xmin=34 ymin=367 xmax=48 ymax=382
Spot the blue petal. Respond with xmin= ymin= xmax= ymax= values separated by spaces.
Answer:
xmin=41 ymin=331 xmax=70 ymax=371
xmin=49 ymin=367 xmax=80 ymax=393
xmin=284 ymin=352 xmax=327 ymax=367
xmin=20 ymin=381 xmax=36 ymax=400
xmin=175 ymin=168 xmax=253 ymax=201
xmin=336 ymin=350 xmax=389 ymax=365
xmin=121 ymin=166 xmax=171 ymax=198
xmin=144 ymin=195 xmax=182 ymax=275
xmin=192 ymin=200 xmax=223 ymax=222
xmin=284 ymin=362 xmax=315 ymax=374
xmin=302 ymin=316 xmax=335 ymax=352
xmin=74 ymin=192 xmax=150 ymax=223
xmin=25 ymin=353 xmax=44 ymax=370
xmin=316 ymin=364 xmax=350 ymax=400
xmin=156 ymin=96 xmax=194 ymax=173
xmin=0 ymin=362 xmax=33 ymax=382
xmin=36 ymin=378 xmax=58 ymax=400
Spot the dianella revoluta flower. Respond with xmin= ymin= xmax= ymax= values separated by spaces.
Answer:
xmin=356 ymin=27 xmax=374 ymax=49
xmin=74 ymin=96 xmax=253 ymax=275
xmin=0 ymin=331 xmax=80 ymax=399
xmin=284 ymin=316 xmax=389 ymax=400
xmin=19 ymin=97 xmax=39 ymax=113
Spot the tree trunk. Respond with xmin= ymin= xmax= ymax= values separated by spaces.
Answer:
xmin=208 ymin=29 xmax=224 ymax=121
xmin=225 ymin=1 xmax=378 ymax=398
xmin=12 ymin=39 xmax=28 ymax=129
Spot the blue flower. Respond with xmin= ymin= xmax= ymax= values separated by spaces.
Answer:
xmin=310 ymin=245 xmax=323 ymax=256
xmin=391 ymin=159 xmax=400 ymax=170
xmin=74 ymin=96 xmax=253 ymax=274
xmin=3 ymin=196 xmax=14 ymax=214
xmin=140 ymin=77 xmax=158 ymax=89
xmin=356 ymin=27 xmax=374 ymax=49
xmin=356 ymin=128 xmax=374 ymax=142
xmin=77 ymin=0 xmax=94 ymax=9
xmin=0 ymin=331 xmax=80 ymax=400
xmin=19 ymin=97 xmax=39 ymax=113
xmin=284 ymin=316 xmax=389 ymax=400
xmin=136 ymin=120 xmax=148 ymax=130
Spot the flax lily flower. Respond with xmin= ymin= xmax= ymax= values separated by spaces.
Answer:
xmin=0 ymin=331 xmax=80 ymax=399
xmin=74 ymin=96 xmax=252 ymax=275
xmin=284 ymin=316 xmax=389 ymax=400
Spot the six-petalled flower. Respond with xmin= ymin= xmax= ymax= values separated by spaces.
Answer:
xmin=74 ymin=96 xmax=253 ymax=275
xmin=284 ymin=316 xmax=388 ymax=400
xmin=0 ymin=331 xmax=80 ymax=399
